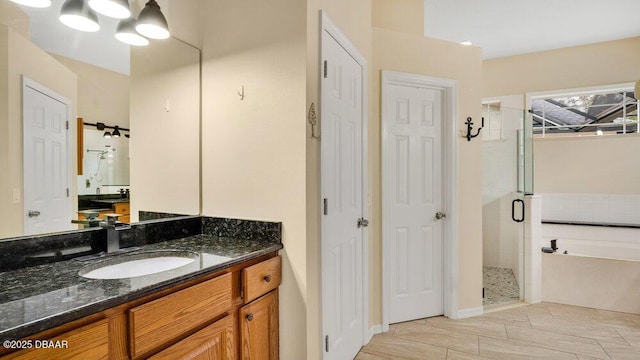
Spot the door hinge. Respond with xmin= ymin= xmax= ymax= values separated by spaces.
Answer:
xmin=323 ymin=60 xmax=328 ymax=78
xmin=325 ymin=335 xmax=329 ymax=352
xmin=66 ymin=188 xmax=69 ymax=197
xmin=65 ymin=120 xmax=69 ymax=130
xmin=323 ymin=198 xmax=328 ymax=215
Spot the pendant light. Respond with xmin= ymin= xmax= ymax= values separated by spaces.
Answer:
xmin=59 ymin=0 xmax=100 ymax=32
xmin=9 ymin=0 xmax=51 ymax=8
xmin=103 ymin=131 xmax=112 ymax=138
xmin=88 ymin=0 xmax=131 ymax=19
xmin=115 ymin=18 xmax=149 ymax=46
xmin=135 ymin=0 xmax=170 ymax=39
xmin=112 ymin=126 xmax=121 ymax=137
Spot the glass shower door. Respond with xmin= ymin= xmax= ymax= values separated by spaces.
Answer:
xmin=481 ymin=104 xmax=530 ymax=307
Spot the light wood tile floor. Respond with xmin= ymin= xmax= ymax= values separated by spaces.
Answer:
xmin=357 ymin=302 xmax=640 ymax=359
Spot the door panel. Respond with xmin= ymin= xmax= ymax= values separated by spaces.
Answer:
xmin=384 ymin=83 xmax=445 ymax=324
xmin=23 ymin=82 xmax=71 ymax=236
xmin=321 ymin=30 xmax=364 ymax=360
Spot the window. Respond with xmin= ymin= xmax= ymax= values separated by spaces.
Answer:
xmin=530 ymin=87 xmax=638 ymax=137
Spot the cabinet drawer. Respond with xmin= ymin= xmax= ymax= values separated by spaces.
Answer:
xmin=129 ymin=273 xmax=232 ymax=358
xmin=4 ymin=319 xmax=109 ymax=360
xmin=149 ymin=315 xmax=234 ymax=360
xmin=114 ymin=203 xmax=130 ymax=215
xmin=243 ymin=256 xmax=281 ymax=303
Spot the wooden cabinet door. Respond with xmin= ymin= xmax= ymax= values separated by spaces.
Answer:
xmin=149 ymin=315 xmax=234 ymax=360
xmin=239 ymin=291 xmax=278 ymax=360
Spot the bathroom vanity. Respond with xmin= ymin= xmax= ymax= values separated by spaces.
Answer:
xmin=0 ymin=216 xmax=282 ymax=359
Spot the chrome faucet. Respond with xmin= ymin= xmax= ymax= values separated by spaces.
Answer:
xmin=100 ymin=214 xmax=130 ymax=253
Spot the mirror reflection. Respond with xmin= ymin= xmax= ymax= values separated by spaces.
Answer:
xmin=0 ymin=0 xmax=200 ymax=238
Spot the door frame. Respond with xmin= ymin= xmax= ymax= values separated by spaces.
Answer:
xmin=319 ymin=10 xmax=370 ymax=354
xmin=381 ymin=70 xmax=459 ymax=330
xmin=22 ymin=76 xmax=73 ymax=234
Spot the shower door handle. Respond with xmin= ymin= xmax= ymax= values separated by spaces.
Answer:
xmin=512 ymin=199 xmax=524 ymax=223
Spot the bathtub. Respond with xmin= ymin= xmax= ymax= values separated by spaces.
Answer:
xmin=541 ymin=222 xmax=640 ymax=314
xmin=542 ymin=222 xmax=640 ymax=261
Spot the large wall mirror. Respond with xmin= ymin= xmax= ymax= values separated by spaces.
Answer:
xmin=0 ymin=0 xmax=201 ymax=238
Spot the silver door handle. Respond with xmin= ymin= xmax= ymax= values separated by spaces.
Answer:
xmin=357 ymin=218 xmax=369 ymax=228
xmin=28 ymin=210 xmax=41 ymax=218
xmin=435 ymin=211 xmax=446 ymax=220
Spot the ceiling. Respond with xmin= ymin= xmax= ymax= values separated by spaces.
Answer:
xmin=424 ymin=0 xmax=640 ymax=59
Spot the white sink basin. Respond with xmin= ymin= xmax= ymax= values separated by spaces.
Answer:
xmin=79 ymin=251 xmax=200 ymax=280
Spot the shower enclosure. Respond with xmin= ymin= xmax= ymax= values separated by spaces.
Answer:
xmin=481 ymin=101 xmax=533 ymax=307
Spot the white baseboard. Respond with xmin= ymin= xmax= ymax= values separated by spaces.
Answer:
xmin=455 ymin=306 xmax=484 ymax=319
xmin=368 ymin=324 xmax=383 ymax=342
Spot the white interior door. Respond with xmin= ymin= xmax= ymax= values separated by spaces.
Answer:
xmin=321 ymin=29 xmax=364 ymax=360
xmin=383 ymin=81 xmax=445 ymax=324
xmin=23 ymin=79 xmax=72 ymax=235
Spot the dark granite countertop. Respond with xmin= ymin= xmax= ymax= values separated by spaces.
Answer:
xmin=542 ymin=219 xmax=640 ymax=228
xmin=0 ymin=234 xmax=282 ymax=340
xmin=92 ymin=199 xmax=130 ymax=204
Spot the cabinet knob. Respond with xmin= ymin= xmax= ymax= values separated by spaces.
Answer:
xmin=263 ymin=275 xmax=271 ymax=283
xmin=246 ymin=313 xmax=254 ymax=321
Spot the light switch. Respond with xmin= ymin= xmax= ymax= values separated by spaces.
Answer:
xmin=12 ymin=188 xmax=20 ymax=204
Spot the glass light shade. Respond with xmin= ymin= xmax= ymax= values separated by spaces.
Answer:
xmin=88 ymin=0 xmax=130 ymax=19
xmin=9 ymin=0 xmax=51 ymax=8
xmin=116 ymin=18 xmax=149 ymax=46
xmin=59 ymin=0 xmax=100 ymax=32
xmin=135 ymin=0 xmax=170 ymax=39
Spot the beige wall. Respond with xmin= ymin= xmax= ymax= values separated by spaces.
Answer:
xmin=534 ymin=135 xmax=640 ymax=194
xmin=199 ymin=1 xmax=308 ymax=359
xmin=0 ymin=25 xmax=77 ymax=238
xmin=483 ymin=37 xmax=640 ymax=98
xmin=51 ymin=54 xmax=129 ymax=128
xmin=372 ymin=0 xmax=424 ymax=35
xmin=129 ymin=39 xmax=200 ymax=221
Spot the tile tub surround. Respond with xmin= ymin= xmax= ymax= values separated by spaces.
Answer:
xmin=541 ymin=193 xmax=640 ymax=225
xmin=0 ymin=217 xmax=283 ymax=340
